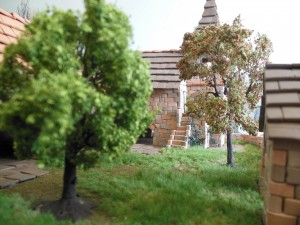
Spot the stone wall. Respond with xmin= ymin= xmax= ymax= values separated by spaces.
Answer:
xmin=148 ymin=88 xmax=181 ymax=147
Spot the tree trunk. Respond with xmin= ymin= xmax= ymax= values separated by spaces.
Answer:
xmin=62 ymin=156 xmax=77 ymax=199
xmin=226 ymin=130 xmax=235 ymax=167
xmin=39 ymin=153 xmax=94 ymax=222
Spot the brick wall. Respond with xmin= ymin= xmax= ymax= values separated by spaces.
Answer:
xmin=263 ymin=140 xmax=300 ymax=225
xmin=232 ymin=134 xmax=264 ymax=149
xmin=186 ymin=77 xmax=223 ymax=97
xmin=238 ymin=134 xmax=300 ymax=225
xmin=149 ymin=89 xmax=181 ymax=147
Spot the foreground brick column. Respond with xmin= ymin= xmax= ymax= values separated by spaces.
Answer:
xmin=264 ymin=140 xmax=300 ymax=225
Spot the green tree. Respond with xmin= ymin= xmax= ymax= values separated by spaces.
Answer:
xmin=0 ymin=0 xmax=152 ymax=221
xmin=177 ymin=17 xmax=272 ymax=166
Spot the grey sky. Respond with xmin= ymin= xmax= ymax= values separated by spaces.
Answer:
xmin=1 ymin=0 xmax=300 ymax=63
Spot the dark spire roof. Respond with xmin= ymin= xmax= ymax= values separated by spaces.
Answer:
xmin=196 ymin=0 xmax=219 ymax=29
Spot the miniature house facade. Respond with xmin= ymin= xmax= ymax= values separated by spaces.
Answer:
xmin=142 ymin=0 xmax=221 ymax=148
xmin=262 ymin=64 xmax=300 ymax=225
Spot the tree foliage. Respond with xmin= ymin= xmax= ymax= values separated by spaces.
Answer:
xmin=0 ymin=0 xmax=152 ymax=167
xmin=177 ymin=16 xmax=273 ymax=136
xmin=0 ymin=0 xmax=152 ymax=220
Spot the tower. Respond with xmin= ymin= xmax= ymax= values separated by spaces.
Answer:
xmin=197 ymin=0 xmax=219 ymax=29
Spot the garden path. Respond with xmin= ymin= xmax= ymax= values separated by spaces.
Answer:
xmin=0 ymin=158 xmax=48 ymax=189
xmin=0 ymin=143 xmax=161 ymax=189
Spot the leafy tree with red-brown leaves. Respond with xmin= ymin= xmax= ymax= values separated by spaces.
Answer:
xmin=177 ymin=16 xmax=272 ymax=166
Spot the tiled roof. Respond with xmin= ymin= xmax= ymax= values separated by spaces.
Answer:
xmin=142 ymin=50 xmax=183 ymax=89
xmin=0 ymin=8 xmax=29 ymax=62
xmin=265 ymin=64 xmax=300 ymax=141
xmin=197 ymin=0 xmax=219 ymax=29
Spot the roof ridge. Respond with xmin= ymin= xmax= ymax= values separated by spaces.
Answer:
xmin=266 ymin=63 xmax=300 ymax=70
xmin=0 ymin=8 xmax=13 ymax=18
xmin=142 ymin=49 xmax=181 ymax=53
xmin=0 ymin=7 xmax=29 ymax=26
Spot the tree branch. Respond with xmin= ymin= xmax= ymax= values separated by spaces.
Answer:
xmin=246 ymin=81 xmax=253 ymax=97
xmin=222 ymin=78 xmax=228 ymax=95
xmin=212 ymin=75 xmax=219 ymax=97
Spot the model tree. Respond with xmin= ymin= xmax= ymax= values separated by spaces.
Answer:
xmin=0 ymin=0 xmax=152 ymax=221
xmin=177 ymin=17 xmax=272 ymax=166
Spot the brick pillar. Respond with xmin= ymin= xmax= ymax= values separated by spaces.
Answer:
xmin=149 ymin=89 xmax=180 ymax=147
xmin=264 ymin=140 xmax=300 ymax=225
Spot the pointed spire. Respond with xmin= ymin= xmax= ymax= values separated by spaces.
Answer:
xmin=197 ymin=0 xmax=219 ymax=29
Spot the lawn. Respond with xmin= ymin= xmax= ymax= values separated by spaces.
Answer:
xmin=0 ymin=142 xmax=263 ymax=225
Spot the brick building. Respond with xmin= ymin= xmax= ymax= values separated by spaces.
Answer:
xmin=263 ymin=64 xmax=300 ymax=225
xmin=143 ymin=0 xmax=220 ymax=147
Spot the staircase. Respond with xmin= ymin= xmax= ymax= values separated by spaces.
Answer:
xmin=167 ymin=115 xmax=191 ymax=148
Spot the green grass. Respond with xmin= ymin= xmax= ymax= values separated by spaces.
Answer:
xmin=1 ymin=142 xmax=263 ymax=225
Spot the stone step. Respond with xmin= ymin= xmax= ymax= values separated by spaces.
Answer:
xmin=172 ymin=140 xmax=186 ymax=146
xmin=175 ymin=130 xmax=186 ymax=136
xmin=174 ymin=135 xmax=186 ymax=141
xmin=177 ymin=126 xmax=187 ymax=131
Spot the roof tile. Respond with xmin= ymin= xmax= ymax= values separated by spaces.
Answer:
xmin=266 ymin=107 xmax=283 ymax=120
xmin=265 ymin=64 xmax=300 ymax=141
xmin=294 ymin=69 xmax=300 ymax=78
xmin=267 ymin=123 xmax=300 ymax=141
xmin=0 ymin=8 xmax=27 ymax=62
xmin=199 ymin=16 xmax=219 ymax=25
xmin=197 ymin=0 xmax=219 ymax=29
xmin=266 ymin=93 xmax=300 ymax=106
xmin=142 ymin=50 xmax=183 ymax=86
xmin=144 ymin=57 xmax=181 ymax=64
xmin=265 ymin=69 xmax=294 ymax=80
xmin=0 ymin=24 xmax=16 ymax=37
xmin=0 ymin=33 xmax=11 ymax=45
xmin=204 ymin=0 xmax=217 ymax=8
xmin=0 ymin=8 xmax=13 ymax=18
xmin=7 ymin=35 xmax=17 ymax=44
xmin=202 ymin=7 xmax=218 ymax=17
xmin=0 ymin=43 xmax=6 ymax=53
xmin=282 ymin=107 xmax=300 ymax=121
xmin=150 ymin=69 xmax=180 ymax=75
xmin=265 ymin=81 xmax=279 ymax=91
xmin=142 ymin=51 xmax=182 ymax=58
xmin=12 ymin=28 xmax=22 ymax=37
xmin=279 ymin=81 xmax=300 ymax=91
xmin=11 ymin=12 xmax=26 ymax=24
xmin=151 ymin=75 xmax=180 ymax=81
xmin=149 ymin=64 xmax=177 ymax=69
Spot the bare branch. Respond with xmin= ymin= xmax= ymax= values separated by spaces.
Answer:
xmin=17 ymin=0 xmax=33 ymax=20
